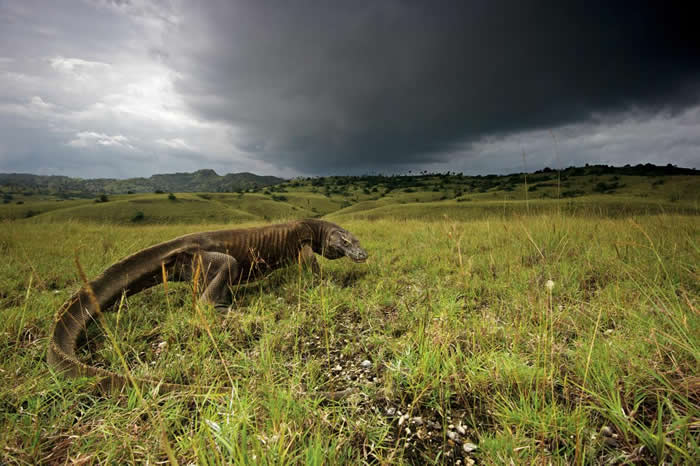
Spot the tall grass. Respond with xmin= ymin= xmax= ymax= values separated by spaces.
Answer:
xmin=1 ymin=213 xmax=698 ymax=463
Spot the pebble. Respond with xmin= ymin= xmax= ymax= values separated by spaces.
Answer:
xmin=360 ymin=359 xmax=372 ymax=368
xmin=463 ymin=442 xmax=477 ymax=453
xmin=600 ymin=426 xmax=614 ymax=437
xmin=456 ymin=425 xmax=466 ymax=435
xmin=398 ymin=414 xmax=409 ymax=426
xmin=426 ymin=420 xmax=441 ymax=430
xmin=331 ymin=364 xmax=342 ymax=372
xmin=411 ymin=416 xmax=424 ymax=425
xmin=447 ymin=431 xmax=457 ymax=441
xmin=386 ymin=407 xmax=396 ymax=416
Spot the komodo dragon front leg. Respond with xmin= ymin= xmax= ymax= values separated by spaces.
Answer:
xmin=300 ymin=244 xmax=320 ymax=275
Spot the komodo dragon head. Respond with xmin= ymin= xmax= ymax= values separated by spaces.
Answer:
xmin=307 ymin=220 xmax=368 ymax=263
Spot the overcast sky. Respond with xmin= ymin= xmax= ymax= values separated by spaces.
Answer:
xmin=1 ymin=0 xmax=698 ymax=178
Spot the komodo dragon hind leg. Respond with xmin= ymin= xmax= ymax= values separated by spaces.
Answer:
xmin=174 ymin=250 xmax=240 ymax=309
xmin=198 ymin=251 xmax=240 ymax=307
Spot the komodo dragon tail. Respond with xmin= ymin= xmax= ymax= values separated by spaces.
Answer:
xmin=47 ymin=239 xmax=196 ymax=394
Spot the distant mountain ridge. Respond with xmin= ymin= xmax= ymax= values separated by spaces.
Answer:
xmin=0 ymin=169 xmax=285 ymax=195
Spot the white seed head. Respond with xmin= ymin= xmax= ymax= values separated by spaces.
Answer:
xmin=545 ymin=279 xmax=555 ymax=291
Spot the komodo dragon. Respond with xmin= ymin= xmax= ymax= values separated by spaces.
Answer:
xmin=48 ymin=219 xmax=368 ymax=397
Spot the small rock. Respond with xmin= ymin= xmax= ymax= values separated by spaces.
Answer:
xmin=600 ymin=426 xmax=614 ymax=437
xmin=360 ymin=359 xmax=372 ymax=368
xmin=386 ymin=407 xmax=396 ymax=416
xmin=332 ymin=364 xmax=342 ymax=372
xmin=463 ymin=442 xmax=477 ymax=453
xmin=427 ymin=420 xmax=441 ymax=430
xmin=398 ymin=414 xmax=409 ymax=426
xmin=456 ymin=425 xmax=466 ymax=435
xmin=411 ymin=416 xmax=424 ymax=425
xmin=447 ymin=431 xmax=457 ymax=441
xmin=448 ymin=424 xmax=455 ymax=430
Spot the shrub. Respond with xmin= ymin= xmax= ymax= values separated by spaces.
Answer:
xmin=131 ymin=211 xmax=145 ymax=222
xmin=95 ymin=194 xmax=109 ymax=203
xmin=168 ymin=193 xmax=177 ymax=201
xmin=561 ymin=190 xmax=585 ymax=198
xmin=593 ymin=181 xmax=621 ymax=193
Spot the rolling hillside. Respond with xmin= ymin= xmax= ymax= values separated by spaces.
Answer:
xmin=1 ymin=164 xmax=697 ymax=223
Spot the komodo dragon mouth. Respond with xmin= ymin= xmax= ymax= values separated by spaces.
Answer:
xmin=47 ymin=219 xmax=367 ymax=399
xmin=327 ymin=229 xmax=368 ymax=263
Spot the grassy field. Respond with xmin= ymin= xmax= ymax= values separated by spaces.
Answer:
xmin=1 ymin=172 xmax=698 ymax=464
xmin=2 ymin=170 xmax=697 ymax=224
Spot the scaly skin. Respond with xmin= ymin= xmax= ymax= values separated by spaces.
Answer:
xmin=47 ymin=219 xmax=368 ymax=398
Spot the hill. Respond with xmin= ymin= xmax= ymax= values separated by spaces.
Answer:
xmin=0 ymin=169 xmax=284 ymax=196
xmin=0 ymin=163 xmax=697 ymax=223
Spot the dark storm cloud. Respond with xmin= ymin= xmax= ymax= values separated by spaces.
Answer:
xmin=0 ymin=0 xmax=698 ymax=178
xmin=168 ymin=1 xmax=700 ymax=173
